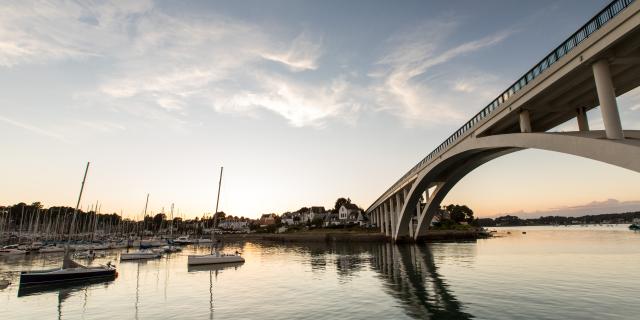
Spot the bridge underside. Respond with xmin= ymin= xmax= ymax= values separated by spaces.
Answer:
xmin=368 ymin=1 xmax=640 ymax=242
xmin=368 ymin=130 xmax=640 ymax=241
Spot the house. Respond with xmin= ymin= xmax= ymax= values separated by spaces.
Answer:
xmin=259 ymin=213 xmax=277 ymax=226
xmin=339 ymin=203 xmax=361 ymax=222
xmin=309 ymin=206 xmax=326 ymax=221
xmin=324 ymin=213 xmax=341 ymax=227
xmin=218 ymin=220 xmax=249 ymax=231
xmin=356 ymin=212 xmax=369 ymax=227
xmin=281 ymin=212 xmax=295 ymax=225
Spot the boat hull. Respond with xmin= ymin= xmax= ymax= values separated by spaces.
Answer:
xmin=20 ymin=268 xmax=116 ymax=285
xmin=187 ymin=254 xmax=244 ymax=265
xmin=120 ymin=252 xmax=161 ymax=261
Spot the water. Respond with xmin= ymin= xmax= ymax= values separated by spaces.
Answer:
xmin=1 ymin=225 xmax=639 ymax=319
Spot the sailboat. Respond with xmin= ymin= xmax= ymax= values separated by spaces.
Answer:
xmin=188 ymin=167 xmax=244 ymax=265
xmin=161 ymin=203 xmax=181 ymax=253
xmin=19 ymin=162 xmax=117 ymax=286
xmin=120 ymin=194 xmax=162 ymax=261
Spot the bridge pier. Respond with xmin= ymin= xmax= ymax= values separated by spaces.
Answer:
xmin=385 ymin=202 xmax=391 ymax=237
xmin=519 ymin=110 xmax=532 ymax=133
xmin=576 ymin=107 xmax=590 ymax=131
xmin=593 ymin=59 xmax=624 ymax=140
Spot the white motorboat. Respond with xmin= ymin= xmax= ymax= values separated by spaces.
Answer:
xmin=173 ymin=236 xmax=193 ymax=245
xmin=161 ymin=245 xmax=182 ymax=253
xmin=187 ymin=252 xmax=244 ymax=265
xmin=74 ymin=250 xmax=104 ymax=259
xmin=0 ymin=245 xmax=27 ymax=256
xmin=120 ymin=250 xmax=161 ymax=261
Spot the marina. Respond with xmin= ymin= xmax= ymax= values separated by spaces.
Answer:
xmin=1 ymin=226 xmax=640 ymax=319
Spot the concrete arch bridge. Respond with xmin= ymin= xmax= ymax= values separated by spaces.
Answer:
xmin=366 ymin=0 xmax=640 ymax=241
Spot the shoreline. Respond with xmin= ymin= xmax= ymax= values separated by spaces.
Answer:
xmin=220 ymin=229 xmax=486 ymax=243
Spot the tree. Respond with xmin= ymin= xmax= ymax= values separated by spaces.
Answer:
xmin=334 ymin=197 xmax=351 ymax=211
xmin=213 ymin=211 xmax=226 ymax=220
xmin=444 ymin=204 xmax=474 ymax=224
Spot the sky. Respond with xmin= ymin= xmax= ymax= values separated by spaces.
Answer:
xmin=1 ymin=0 xmax=639 ymax=219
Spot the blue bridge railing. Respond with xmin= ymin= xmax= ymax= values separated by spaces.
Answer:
xmin=377 ymin=0 xmax=636 ymax=205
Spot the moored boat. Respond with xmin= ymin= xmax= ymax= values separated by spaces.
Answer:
xmin=629 ymin=224 xmax=640 ymax=231
xmin=188 ymin=167 xmax=245 ymax=266
xmin=187 ymin=252 xmax=244 ymax=265
xmin=173 ymin=236 xmax=193 ymax=245
xmin=20 ymin=261 xmax=116 ymax=285
xmin=18 ymin=162 xmax=117 ymax=288
xmin=39 ymin=245 xmax=65 ymax=253
xmin=0 ymin=245 xmax=27 ymax=256
xmin=120 ymin=250 xmax=161 ymax=261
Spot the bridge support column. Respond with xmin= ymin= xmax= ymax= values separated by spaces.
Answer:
xmin=380 ymin=203 xmax=387 ymax=235
xmin=384 ymin=202 xmax=391 ymax=237
xmin=519 ymin=109 xmax=532 ymax=133
xmin=593 ymin=59 xmax=624 ymax=139
xmin=576 ymin=107 xmax=590 ymax=131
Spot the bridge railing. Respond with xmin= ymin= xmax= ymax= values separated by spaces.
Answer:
xmin=373 ymin=0 xmax=636 ymax=208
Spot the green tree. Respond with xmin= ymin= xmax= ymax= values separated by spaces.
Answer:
xmin=444 ymin=204 xmax=474 ymax=223
xmin=334 ymin=197 xmax=351 ymax=211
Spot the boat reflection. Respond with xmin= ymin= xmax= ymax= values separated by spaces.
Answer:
xmin=370 ymin=243 xmax=472 ymax=319
xmin=188 ymin=261 xmax=244 ymax=320
xmin=187 ymin=261 xmax=244 ymax=273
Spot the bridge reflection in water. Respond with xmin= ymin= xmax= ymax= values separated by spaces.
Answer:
xmin=7 ymin=242 xmax=472 ymax=319
xmin=369 ymin=243 xmax=472 ymax=320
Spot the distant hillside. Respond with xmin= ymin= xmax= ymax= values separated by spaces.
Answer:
xmin=477 ymin=211 xmax=640 ymax=227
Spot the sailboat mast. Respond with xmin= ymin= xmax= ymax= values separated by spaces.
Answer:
xmin=214 ymin=167 xmax=223 ymax=218
xmin=211 ymin=167 xmax=223 ymax=254
xmin=141 ymin=193 xmax=149 ymax=239
xmin=67 ymin=162 xmax=90 ymax=246
xmin=170 ymin=203 xmax=174 ymax=239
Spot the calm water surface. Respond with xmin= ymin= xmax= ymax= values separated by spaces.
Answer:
xmin=1 ymin=225 xmax=639 ymax=319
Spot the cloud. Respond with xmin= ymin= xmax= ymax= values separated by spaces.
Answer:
xmin=0 ymin=1 xmax=517 ymax=130
xmin=0 ymin=0 xmax=342 ymax=128
xmin=371 ymin=20 xmax=513 ymax=126
xmin=261 ymin=32 xmax=324 ymax=71
xmin=0 ymin=115 xmax=67 ymax=142
xmin=496 ymin=198 xmax=640 ymax=219
xmin=216 ymin=73 xmax=361 ymax=127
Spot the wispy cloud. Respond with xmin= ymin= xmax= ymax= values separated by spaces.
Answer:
xmin=261 ymin=32 xmax=324 ymax=71
xmin=216 ymin=73 xmax=361 ymax=127
xmin=371 ymin=20 xmax=513 ymax=126
xmin=0 ymin=0 xmax=342 ymax=128
xmin=0 ymin=1 xmax=517 ymax=130
xmin=0 ymin=115 xmax=67 ymax=142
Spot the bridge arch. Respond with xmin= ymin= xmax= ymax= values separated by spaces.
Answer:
xmin=392 ymin=130 xmax=640 ymax=240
